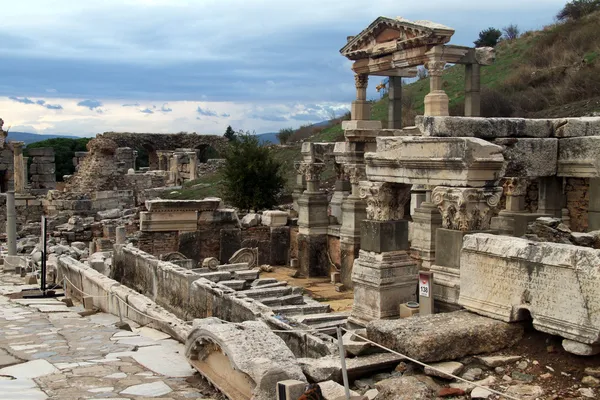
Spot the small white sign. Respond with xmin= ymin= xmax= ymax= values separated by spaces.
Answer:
xmin=419 ymin=274 xmax=430 ymax=298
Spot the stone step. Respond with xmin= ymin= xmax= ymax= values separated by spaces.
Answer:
xmin=260 ymin=297 xmax=282 ymax=307
xmin=296 ymin=313 xmax=350 ymax=325
xmin=271 ymin=303 xmax=331 ymax=316
xmin=219 ymin=280 xmax=247 ymax=290
xmin=233 ymin=270 xmax=260 ymax=281
xmin=251 ymin=278 xmax=278 ymax=287
xmin=252 ymin=281 xmax=288 ymax=289
xmin=241 ymin=287 xmax=293 ymax=299
xmin=279 ymin=294 xmax=304 ymax=305
xmin=196 ymin=271 xmax=232 ymax=282
xmin=217 ymin=263 xmax=250 ymax=272
xmin=307 ymin=319 xmax=349 ymax=335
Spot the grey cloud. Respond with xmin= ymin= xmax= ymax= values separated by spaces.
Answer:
xmin=250 ymin=113 xmax=288 ymax=122
xmin=77 ymin=99 xmax=103 ymax=110
xmin=197 ymin=107 xmax=217 ymax=117
xmin=9 ymin=96 xmax=35 ymax=104
xmin=140 ymin=108 xmax=154 ymax=114
xmin=44 ymin=103 xmax=63 ymax=110
xmin=161 ymin=104 xmax=172 ymax=112
xmin=9 ymin=96 xmax=62 ymax=109
xmin=221 ymin=113 xmax=231 ymax=118
xmin=122 ymin=103 xmax=140 ymax=107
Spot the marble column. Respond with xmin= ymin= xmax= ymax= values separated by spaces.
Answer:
xmin=12 ymin=141 xmax=25 ymax=194
xmin=329 ymin=163 xmax=351 ymax=225
xmin=339 ymin=163 xmax=367 ymax=288
xmin=296 ymin=162 xmax=329 ymax=277
xmin=188 ymin=152 xmax=198 ymax=180
xmin=349 ymin=182 xmax=418 ymax=326
xmin=464 ymin=63 xmax=481 ymax=117
xmin=410 ymin=188 xmax=443 ymax=269
xmin=387 ymin=76 xmax=403 ymax=129
xmin=424 ymin=47 xmax=449 ymax=116
xmin=351 ymin=74 xmax=371 ymax=121
xmin=430 ymin=186 xmax=503 ymax=311
xmin=291 ymin=171 xmax=306 ymax=213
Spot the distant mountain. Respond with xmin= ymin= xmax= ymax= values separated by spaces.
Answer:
xmin=256 ymin=131 xmax=279 ymax=145
xmin=7 ymin=131 xmax=82 ymax=145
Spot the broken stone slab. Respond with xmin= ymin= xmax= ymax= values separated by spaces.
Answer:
xmin=504 ymin=385 xmax=544 ymax=399
xmin=251 ymin=278 xmax=279 ymax=287
xmin=195 ymin=271 xmax=232 ymax=282
xmin=562 ymin=339 xmax=600 ymax=356
xmin=96 ymin=208 xmax=121 ymax=220
xmin=145 ymin=198 xmax=221 ymax=212
xmin=271 ymin=303 xmax=331 ymax=316
xmin=424 ymin=361 xmax=464 ymax=379
xmin=493 ymin=138 xmax=557 ymax=177
xmin=471 ymin=386 xmax=493 ymax=399
xmin=475 ymin=355 xmax=522 ymax=367
xmin=459 ymin=234 xmax=600 ymax=348
xmin=298 ymin=353 xmax=403 ymax=383
xmin=233 ymin=270 xmax=259 ymax=281
xmin=0 ymin=359 xmax=59 ymax=379
xmin=219 ymin=280 xmax=246 ymax=290
xmin=261 ymin=210 xmax=288 ymax=227
xmin=415 ymin=116 xmax=556 ymax=139
xmin=318 ymin=380 xmax=360 ymax=400
xmin=450 ymin=376 xmax=496 ymax=394
xmin=185 ymin=318 xmax=305 ymax=400
xmin=374 ymin=376 xmax=433 ymax=400
xmin=367 ymin=311 xmax=523 ymax=363
xmin=120 ymin=381 xmax=173 ymax=397
xmin=343 ymin=331 xmax=372 ymax=357
xmin=241 ymin=213 xmax=261 ymax=228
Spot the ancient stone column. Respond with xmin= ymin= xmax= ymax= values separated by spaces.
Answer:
xmin=188 ymin=151 xmax=198 ymax=180
xmin=352 ymin=74 xmax=371 ymax=121
xmin=464 ymin=63 xmax=481 ymax=117
xmin=387 ymin=76 xmax=403 ymax=129
xmin=6 ymin=191 xmax=17 ymax=255
xmin=23 ymin=156 xmax=29 ymax=189
xmin=296 ymin=161 xmax=329 ymax=277
xmin=429 ymin=186 xmax=503 ymax=311
xmin=410 ymin=188 xmax=443 ymax=269
xmin=12 ymin=142 xmax=25 ymax=194
xmin=349 ymin=181 xmax=418 ymax=326
xmin=291 ymin=171 xmax=306 ymax=213
xmin=424 ymin=47 xmax=449 ymax=116
xmin=537 ymin=176 xmax=565 ymax=218
xmin=329 ymin=163 xmax=351 ymax=224
xmin=115 ymin=226 xmax=126 ymax=245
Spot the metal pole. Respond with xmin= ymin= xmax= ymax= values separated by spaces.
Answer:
xmin=6 ymin=191 xmax=17 ymax=256
xmin=40 ymin=216 xmax=47 ymax=293
xmin=336 ymin=326 xmax=351 ymax=400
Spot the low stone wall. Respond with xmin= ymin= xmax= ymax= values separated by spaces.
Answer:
xmin=44 ymin=190 xmax=135 ymax=216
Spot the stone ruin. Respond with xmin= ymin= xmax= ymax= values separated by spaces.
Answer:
xmin=2 ymin=15 xmax=600 ymax=400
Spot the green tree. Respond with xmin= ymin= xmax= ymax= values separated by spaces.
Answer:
xmin=474 ymin=27 xmax=502 ymax=47
xmin=276 ymin=128 xmax=294 ymax=145
xmin=224 ymin=125 xmax=236 ymax=141
xmin=220 ymin=132 xmax=285 ymax=211
xmin=557 ymin=0 xmax=600 ymax=20
xmin=25 ymin=137 xmax=91 ymax=181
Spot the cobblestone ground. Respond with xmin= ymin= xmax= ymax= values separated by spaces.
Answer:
xmin=0 ymin=271 xmax=219 ymax=400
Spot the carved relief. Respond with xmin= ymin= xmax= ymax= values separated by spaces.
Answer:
xmin=503 ymin=177 xmax=528 ymax=197
xmin=0 ymin=118 xmax=6 ymax=150
xmin=359 ymin=181 xmax=412 ymax=221
xmin=432 ymin=186 xmax=503 ymax=231
xmin=294 ymin=162 xmax=325 ymax=181
xmin=229 ymin=247 xmax=258 ymax=269
xmin=202 ymin=257 xmax=220 ymax=270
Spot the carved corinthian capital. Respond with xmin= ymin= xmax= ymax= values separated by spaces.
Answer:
xmin=354 ymin=74 xmax=368 ymax=89
xmin=334 ymin=163 xmax=348 ymax=181
xmin=344 ymin=163 xmax=366 ymax=185
xmin=432 ymin=186 xmax=503 ymax=231
xmin=503 ymin=177 xmax=528 ymax=197
xmin=294 ymin=161 xmax=325 ymax=181
xmin=359 ymin=181 xmax=412 ymax=221
xmin=425 ymin=60 xmax=446 ymax=77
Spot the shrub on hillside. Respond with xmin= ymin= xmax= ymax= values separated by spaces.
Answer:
xmin=502 ymin=24 xmax=520 ymax=40
xmin=557 ymin=0 xmax=600 ymax=21
xmin=220 ymin=132 xmax=285 ymax=211
xmin=474 ymin=27 xmax=502 ymax=47
xmin=276 ymin=128 xmax=294 ymax=144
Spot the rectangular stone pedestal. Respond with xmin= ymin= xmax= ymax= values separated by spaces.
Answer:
xmin=492 ymin=212 xmax=550 ymax=237
xmin=340 ymin=239 xmax=360 ymax=289
xmin=297 ymin=234 xmax=329 ymax=277
xmin=410 ymin=202 xmax=442 ymax=269
xmin=360 ymin=220 xmax=409 ymax=253
xmin=350 ymin=250 xmax=418 ymax=326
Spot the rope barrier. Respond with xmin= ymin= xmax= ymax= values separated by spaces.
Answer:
xmin=341 ymin=327 xmax=522 ymax=400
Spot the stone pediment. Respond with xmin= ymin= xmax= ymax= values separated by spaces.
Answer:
xmin=340 ymin=17 xmax=454 ymax=60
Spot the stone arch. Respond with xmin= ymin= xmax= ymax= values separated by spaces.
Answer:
xmin=142 ymin=144 xmax=158 ymax=170
xmin=195 ymin=144 xmax=220 ymax=163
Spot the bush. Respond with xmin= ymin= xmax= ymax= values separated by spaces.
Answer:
xmin=474 ymin=27 xmax=502 ymax=47
xmin=25 ymin=137 xmax=91 ymax=181
xmin=502 ymin=24 xmax=520 ymax=40
xmin=276 ymin=128 xmax=294 ymax=145
xmin=557 ymin=0 xmax=600 ymax=21
xmin=220 ymin=132 xmax=285 ymax=211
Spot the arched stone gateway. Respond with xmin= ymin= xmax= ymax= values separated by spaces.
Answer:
xmin=185 ymin=318 xmax=306 ymax=400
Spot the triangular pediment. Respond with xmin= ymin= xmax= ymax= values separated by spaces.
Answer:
xmin=340 ymin=17 xmax=455 ymax=60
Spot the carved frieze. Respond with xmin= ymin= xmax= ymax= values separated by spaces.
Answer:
xmin=432 ymin=186 xmax=503 ymax=231
xmin=359 ymin=181 xmax=412 ymax=221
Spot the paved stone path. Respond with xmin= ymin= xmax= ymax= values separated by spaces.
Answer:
xmin=0 ymin=271 xmax=219 ymax=400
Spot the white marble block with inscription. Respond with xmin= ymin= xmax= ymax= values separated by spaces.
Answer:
xmin=459 ymin=233 xmax=600 ymax=347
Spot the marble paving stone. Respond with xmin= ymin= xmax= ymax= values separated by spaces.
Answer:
xmin=0 ymin=359 xmax=59 ymax=379
xmin=120 ymin=381 xmax=173 ymax=396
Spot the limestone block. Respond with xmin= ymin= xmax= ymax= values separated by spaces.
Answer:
xmin=416 ymin=116 xmax=556 ymax=139
xmin=185 ymin=318 xmax=306 ymax=400
xmin=342 ymin=120 xmax=382 ymax=131
xmin=374 ymin=376 xmax=433 ymax=400
xmin=555 ymin=117 xmax=600 ymax=138
xmin=27 ymin=148 xmax=55 ymax=157
xmin=367 ymin=311 xmax=523 ymax=363
xmin=558 ymin=136 xmax=600 ymax=177
xmin=459 ymin=234 xmax=600 ymax=346
xmin=365 ymin=136 xmax=504 ymax=187
xmin=241 ymin=213 xmax=261 ymax=228
xmin=318 ymin=380 xmax=360 ymax=400
xmin=261 ymin=210 xmax=288 ymax=227
xmin=139 ymin=210 xmax=198 ymax=232
xmin=298 ymin=353 xmax=403 ymax=383
xmin=145 ymin=198 xmax=221 ymax=212
xmin=494 ymin=138 xmax=557 ymax=177
xmin=424 ymin=361 xmax=464 ymax=379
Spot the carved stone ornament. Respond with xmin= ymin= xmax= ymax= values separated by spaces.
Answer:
xmin=334 ymin=163 xmax=348 ymax=181
xmin=294 ymin=161 xmax=325 ymax=181
xmin=202 ymin=257 xmax=220 ymax=270
xmin=503 ymin=177 xmax=528 ymax=197
xmin=344 ymin=163 xmax=366 ymax=185
xmin=354 ymin=74 xmax=369 ymax=89
xmin=161 ymin=252 xmax=188 ymax=262
xmin=432 ymin=186 xmax=503 ymax=231
xmin=229 ymin=247 xmax=258 ymax=269
xmin=359 ymin=181 xmax=412 ymax=221
xmin=425 ymin=60 xmax=446 ymax=77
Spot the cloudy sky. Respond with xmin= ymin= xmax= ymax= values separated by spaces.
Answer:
xmin=0 ymin=0 xmax=565 ymax=137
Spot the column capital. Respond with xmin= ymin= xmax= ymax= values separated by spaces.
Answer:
xmin=432 ymin=186 xmax=503 ymax=231
xmin=295 ymin=161 xmax=325 ymax=181
xmin=425 ymin=60 xmax=446 ymax=77
xmin=354 ymin=73 xmax=369 ymax=89
xmin=334 ymin=163 xmax=348 ymax=181
xmin=343 ymin=163 xmax=366 ymax=185
xmin=359 ymin=181 xmax=411 ymax=221
xmin=503 ymin=177 xmax=529 ymax=197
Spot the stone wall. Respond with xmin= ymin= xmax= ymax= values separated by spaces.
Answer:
xmin=29 ymin=148 xmax=56 ymax=194
xmin=0 ymin=147 xmax=14 ymax=192
xmin=138 ymin=231 xmax=179 ymax=256
xmin=43 ymin=190 xmax=135 ymax=217
xmin=0 ymin=194 xmax=44 ymax=232
xmin=566 ymin=178 xmax=589 ymax=232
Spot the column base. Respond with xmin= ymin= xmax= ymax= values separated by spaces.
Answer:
xmin=297 ymin=233 xmax=329 ymax=278
xmin=491 ymin=211 xmax=550 ymax=236
xmin=350 ymin=250 xmax=418 ymax=324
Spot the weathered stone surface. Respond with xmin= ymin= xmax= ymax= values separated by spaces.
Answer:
xmin=365 ymin=136 xmax=504 ymax=187
xmin=558 ymin=136 xmax=600 ymax=177
xmin=97 ymin=208 xmax=121 ymax=220
xmin=582 ymin=376 xmax=600 ymax=387
xmin=374 ymin=376 xmax=433 ymax=400
xmin=185 ymin=318 xmax=305 ymax=400
xmin=471 ymin=386 xmax=493 ymax=399
xmin=424 ymin=361 xmax=464 ymax=379
xmin=298 ymin=353 xmax=403 ymax=383
xmin=317 ymin=380 xmax=360 ymax=400
xmin=241 ymin=213 xmax=261 ymax=228
xmin=494 ymin=138 xmax=557 ymax=177
xmin=367 ymin=311 xmax=523 ymax=363
xmin=562 ymin=339 xmax=600 ymax=356
xmin=450 ymin=376 xmax=496 ymax=393
xmin=261 ymin=210 xmax=288 ymax=227
xmin=476 ymin=355 xmax=521 ymax=367
xmin=585 ymin=367 xmax=600 ymax=378
xmin=416 ymin=116 xmax=556 ymax=139
xmin=459 ymin=234 xmax=600 ymax=347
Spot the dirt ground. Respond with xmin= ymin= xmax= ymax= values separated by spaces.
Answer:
xmin=261 ymin=266 xmax=354 ymax=312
